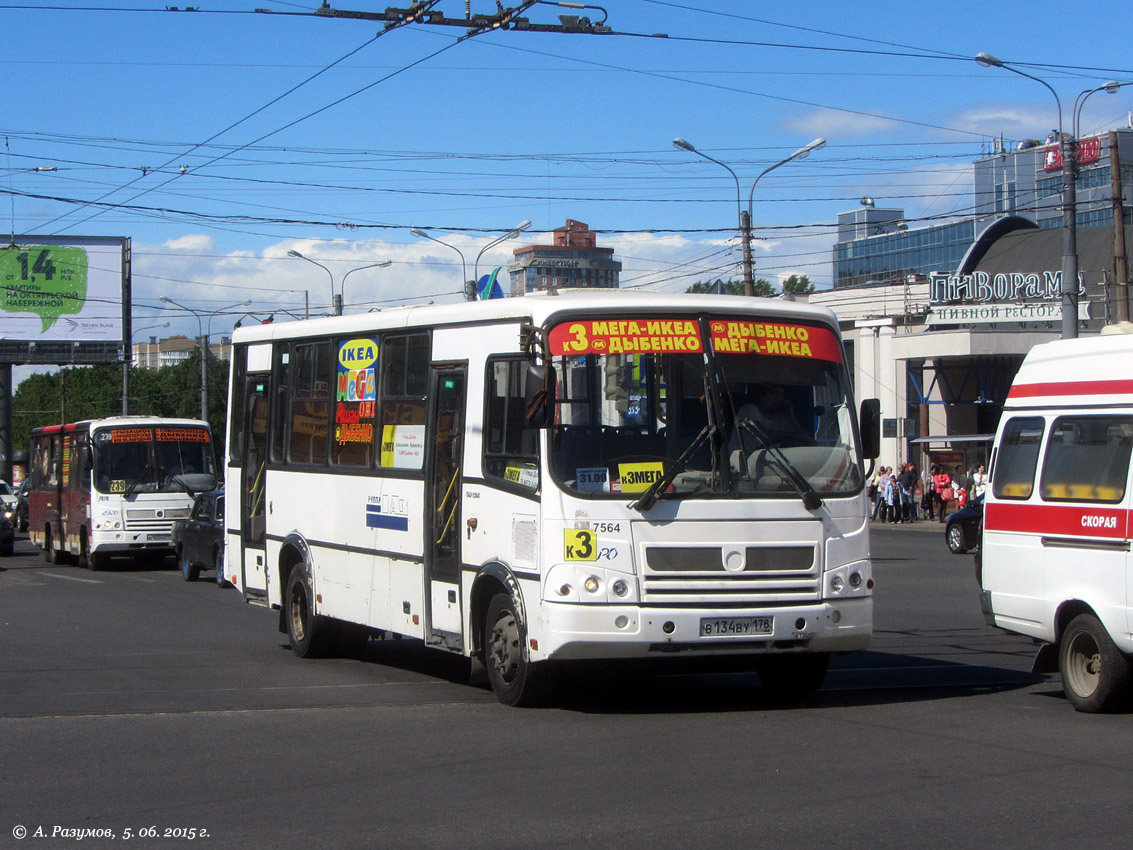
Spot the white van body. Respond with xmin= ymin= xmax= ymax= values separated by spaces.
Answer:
xmin=980 ymin=333 xmax=1133 ymax=711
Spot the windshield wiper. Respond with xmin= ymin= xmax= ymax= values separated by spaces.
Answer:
xmin=630 ymin=424 xmax=712 ymax=512
xmin=735 ymin=418 xmax=823 ymax=511
xmin=123 ymin=463 xmax=151 ymax=498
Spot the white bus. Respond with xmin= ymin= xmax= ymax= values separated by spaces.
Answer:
xmin=225 ymin=292 xmax=880 ymax=705
xmin=29 ymin=416 xmax=218 ymax=569
xmin=979 ymin=332 xmax=1133 ymax=712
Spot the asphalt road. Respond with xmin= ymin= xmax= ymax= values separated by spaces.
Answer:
xmin=3 ymin=523 xmax=1131 ymax=850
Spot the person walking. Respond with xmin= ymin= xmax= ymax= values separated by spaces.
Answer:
xmin=922 ymin=465 xmax=937 ymax=521
xmin=869 ymin=466 xmax=882 ymax=520
xmin=898 ymin=462 xmax=918 ymax=522
xmin=970 ymin=463 xmax=987 ymax=501
xmin=933 ymin=465 xmax=953 ymax=523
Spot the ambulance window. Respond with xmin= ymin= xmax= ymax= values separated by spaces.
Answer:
xmin=992 ymin=417 xmax=1044 ymax=500
xmin=1040 ymin=415 xmax=1132 ymax=504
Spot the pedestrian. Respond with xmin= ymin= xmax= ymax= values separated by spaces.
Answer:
xmin=872 ymin=466 xmax=888 ymax=520
xmin=868 ymin=467 xmax=881 ymax=520
xmin=933 ymin=464 xmax=953 ymax=523
xmin=970 ymin=463 xmax=987 ymax=502
xmin=886 ymin=471 xmax=900 ymax=523
xmin=879 ymin=468 xmax=894 ymax=523
xmin=898 ymin=462 xmax=918 ymax=521
xmin=922 ymin=465 xmax=937 ymax=520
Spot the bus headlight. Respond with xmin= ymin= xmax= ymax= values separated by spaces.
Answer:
xmin=611 ymin=579 xmax=629 ymax=598
xmin=545 ymin=565 xmax=637 ymax=604
xmin=584 ymin=576 xmax=601 ymax=594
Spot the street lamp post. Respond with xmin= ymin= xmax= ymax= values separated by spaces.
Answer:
xmin=122 ymin=321 xmax=169 ymax=415
xmin=975 ymin=53 xmax=1126 ymax=339
xmin=340 ymin=260 xmax=391 ymax=312
xmin=473 ymin=221 xmax=532 ymax=300
xmin=160 ymin=297 xmax=251 ymax=422
xmin=412 ymin=228 xmax=469 ymax=300
xmin=288 ymin=249 xmax=336 ymax=315
xmin=674 ymin=137 xmax=824 ymax=296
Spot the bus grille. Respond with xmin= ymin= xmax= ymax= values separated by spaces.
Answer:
xmin=642 ymin=545 xmax=819 ymax=605
xmin=124 ymin=507 xmax=191 ymax=532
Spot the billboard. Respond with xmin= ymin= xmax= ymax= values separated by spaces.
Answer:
xmin=0 ymin=236 xmax=129 ymax=365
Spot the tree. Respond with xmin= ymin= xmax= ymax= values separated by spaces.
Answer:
xmin=782 ymin=274 xmax=815 ymax=295
xmin=686 ymin=278 xmax=776 ymax=296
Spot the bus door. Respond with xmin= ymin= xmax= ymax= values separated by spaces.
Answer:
xmin=238 ymin=371 xmax=270 ymax=600
xmin=424 ymin=364 xmax=467 ymax=650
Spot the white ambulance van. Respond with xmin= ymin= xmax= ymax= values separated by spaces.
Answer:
xmin=979 ymin=331 xmax=1133 ymax=712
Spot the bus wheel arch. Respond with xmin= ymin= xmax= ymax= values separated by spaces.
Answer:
xmin=279 ymin=536 xmax=336 ymax=659
xmin=469 ymin=563 xmax=526 ymax=665
xmin=473 ymin=563 xmax=551 ymax=707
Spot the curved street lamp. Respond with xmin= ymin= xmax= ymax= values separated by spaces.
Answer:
xmin=674 ymin=137 xmax=824 ymax=296
xmin=473 ymin=221 xmax=531 ymax=300
xmin=340 ymin=260 xmax=392 ymax=313
xmin=288 ymin=249 xmax=336 ymax=314
xmin=975 ymin=52 xmax=1127 ymax=337
xmin=160 ymin=296 xmax=251 ymax=421
xmin=412 ymin=227 xmax=469 ymax=298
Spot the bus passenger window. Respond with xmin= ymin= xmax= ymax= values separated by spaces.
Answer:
xmin=288 ymin=341 xmax=331 ymax=466
xmin=378 ymin=332 xmax=429 ymax=471
xmin=484 ymin=359 xmax=540 ymax=489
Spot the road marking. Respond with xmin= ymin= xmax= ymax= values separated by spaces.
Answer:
xmin=41 ymin=572 xmax=103 ymax=584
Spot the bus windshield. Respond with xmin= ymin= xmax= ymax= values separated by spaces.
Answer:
xmin=93 ymin=425 xmax=217 ymax=495
xmin=547 ymin=314 xmax=862 ymax=501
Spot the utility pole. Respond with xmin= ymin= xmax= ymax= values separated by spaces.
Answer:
xmin=1111 ymin=130 xmax=1129 ymax=322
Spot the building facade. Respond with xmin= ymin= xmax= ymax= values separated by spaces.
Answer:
xmin=132 ymin=335 xmax=231 ymax=369
xmin=818 ymin=128 xmax=1133 ymax=472
xmin=508 ymin=219 xmax=621 ymax=295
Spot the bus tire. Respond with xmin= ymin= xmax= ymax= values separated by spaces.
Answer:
xmin=1059 ymin=613 xmax=1133 ymax=713
xmin=79 ymin=531 xmax=95 ymax=570
xmin=755 ymin=653 xmax=829 ymax=702
xmin=285 ymin=567 xmax=336 ymax=659
xmin=484 ymin=592 xmax=551 ymax=707
xmin=180 ymin=547 xmax=200 ymax=582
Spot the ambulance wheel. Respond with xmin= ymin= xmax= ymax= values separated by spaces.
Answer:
xmin=484 ymin=592 xmax=552 ymax=707
xmin=285 ymin=567 xmax=336 ymax=658
xmin=1059 ymin=614 xmax=1133 ymax=713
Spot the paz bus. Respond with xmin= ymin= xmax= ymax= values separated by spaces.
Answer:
xmin=225 ymin=292 xmax=880 ymax=705
xmin=979 ymin=332 xmax=1133 ymax=712
xmin=29 ymin=416 xmax=218 ymax=569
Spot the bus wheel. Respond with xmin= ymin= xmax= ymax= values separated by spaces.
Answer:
xmin=484 ymin=592 xmax=551 ymax=707
xmin=43 ymin=527 xmax=55 ymax=564
xmin=1059 ymin=614 xmax=1133 ymax=713
xmin=79 ymin=531 xmax=95 ymax=570
xmin=285 ymin=567 xmax=335 ymax=658
xmin=180 ymin=547 xmax=200 ymax=582
xmin=755 ymin=653 xmax=829 ymax=702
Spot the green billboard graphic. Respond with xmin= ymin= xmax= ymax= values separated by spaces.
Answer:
xmin=0 ymin=245 xmax=89 ymax=332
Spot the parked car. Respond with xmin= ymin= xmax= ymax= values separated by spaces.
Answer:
xmin=0 ymin=514 xmax=13 ymax=556
xmin=172 ymin=490 xmax=226 ymax=584
xmin=14 ymin=480 xmax=29 ymax=532
xmin=945 ymin=494 xmax=983 ymax=554
xmin=0 ymin=481 xmax=17 ymax=529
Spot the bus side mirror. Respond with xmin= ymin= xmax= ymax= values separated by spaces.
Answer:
xmin=524 ymin=363 xmax=554 ymax=428
xmin=859 ymin=398 xmax=881 ymax=460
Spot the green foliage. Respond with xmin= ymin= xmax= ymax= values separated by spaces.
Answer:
xmin=782 ymin=274 xmax=815 ymax=294
xmin=686 ymin=278 xmax=776 ymax=296
xmin=13 ymin=350 xmax=231 ymax=457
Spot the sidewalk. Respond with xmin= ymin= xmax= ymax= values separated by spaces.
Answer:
xmin=867 ymin=516 xmax=945 ymax=533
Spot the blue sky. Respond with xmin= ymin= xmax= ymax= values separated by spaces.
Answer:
xmin=5 ymin=0 xmax=1133 ymax=342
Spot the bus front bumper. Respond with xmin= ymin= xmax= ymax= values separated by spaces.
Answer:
xmin=533 ymin=598 xmax=872 ymax=662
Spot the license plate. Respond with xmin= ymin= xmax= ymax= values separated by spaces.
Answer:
xmin=147 ymin=533 xmax=170 ymax=542
xmin=700 ymin=616 xmax=773 ymax=638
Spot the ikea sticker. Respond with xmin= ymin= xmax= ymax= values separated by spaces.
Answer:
xmin=338 ymin=338 xmax=379 ymax=370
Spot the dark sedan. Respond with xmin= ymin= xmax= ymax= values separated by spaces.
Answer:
xmin=945 ymin=494 xmax=983 ymax=555
xmin=172 ymin=490 xmax=227 ymax=584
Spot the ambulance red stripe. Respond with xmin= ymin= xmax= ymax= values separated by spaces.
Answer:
xmin=985 ymin=501 xmax=1131 ymax=540
xmin=1008 ymin=379 xmax=1133 ymax=399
